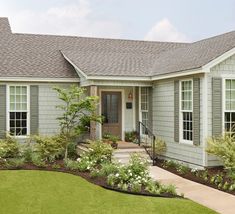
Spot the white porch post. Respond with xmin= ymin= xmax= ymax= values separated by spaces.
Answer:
xmin=90 ymin=85 xmax=98 ymax=140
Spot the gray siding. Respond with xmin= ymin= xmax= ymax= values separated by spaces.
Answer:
xmin=207 ymin=54 xmax=235 ymax=166
xmin=152 ymin=77 xmax=204 ymax=166
xmin=38 ymin=83 xmax=72 ymax=135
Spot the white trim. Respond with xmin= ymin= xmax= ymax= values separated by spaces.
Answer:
xmin=132 ymin=86 xmax=136 ymax=131
xmin=222 ymin=78 xmax=235 ymax=133
xmin=61 ymin=52 xmax=88 ymax=79
xmin=202 ymin=47 xmax=235 ymax=72
xmin=151 ymin=69 xmax=205 ymax=81
xmin=202 ymin=73 xmax=208 ymax=166
xmin=88 ymin=75 xmax=151 ymax=81
xmin=81 ymin=80 xmax=153 ymax=87
xmin=99 ymin=89 xmax=125 ymax=140
xmin=138 ymin=86 xmax=142 ymax=127
xmin=0 ymin=77 xmax=79 ymax=83
xmin=6 ymin=84 xmax=30 ymax=138
xmin=179 ymin=79 xmax=194 ymax=145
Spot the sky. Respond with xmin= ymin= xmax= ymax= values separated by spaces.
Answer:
xmin=0 ymin=0 xmax=235 ymax=42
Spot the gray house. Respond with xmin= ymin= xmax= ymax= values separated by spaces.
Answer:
xmin=1 ymin=17 xmax=235 ymax=167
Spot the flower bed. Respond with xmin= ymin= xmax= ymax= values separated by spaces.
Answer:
xmin=0 ymin=137 xmax=182 ymax=198
xmin=155 ymin=159 xmax=235 ymax=196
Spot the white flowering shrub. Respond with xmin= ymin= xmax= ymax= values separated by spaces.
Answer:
xmin=107 ymin=153 xmax=151 ymax=191
xmin=65 ymin=140 xmax=113 ymax=172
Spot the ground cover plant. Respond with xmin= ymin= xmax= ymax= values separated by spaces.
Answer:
xmin=156 ymin=159 xmax=235 ymax=195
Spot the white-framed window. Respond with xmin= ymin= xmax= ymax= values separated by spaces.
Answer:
xmin=7 ymin=85 xmax=29 ymax=136
xmin=140 ymin=87 xmax=149 ymax=128
xmin=180 ymin=80 xmax=193 ymax=143
xmin=224 ymin=79 xmax=235 ymax=135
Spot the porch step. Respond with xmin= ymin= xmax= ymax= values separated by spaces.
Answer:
xmin=113 ymin=147 xmax=152 ymax=165
xmin=77 ymin=142 xmax=152 ymax=165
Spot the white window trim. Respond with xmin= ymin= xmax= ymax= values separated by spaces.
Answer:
xmin=223 ymin=78 xmax=235 ymax=134
xmin=6 ymin=85 xmax=30 ymax=138
xmin=179 ymin=79 xmax=194 ymax=145
xmin=139 ymin=87 xmax=149 ymax=136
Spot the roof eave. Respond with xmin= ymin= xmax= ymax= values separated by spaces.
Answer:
xmin=202 ymin=46 xmax=235 ymax=72
xmin=151 ymin=68 xmax=206 ymax=81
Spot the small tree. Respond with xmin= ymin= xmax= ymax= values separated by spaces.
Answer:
xmin=54 ymin=85 xmax=102 ymax=159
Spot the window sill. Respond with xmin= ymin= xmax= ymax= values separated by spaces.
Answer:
xmin=180 ymin=140 xmax=194 ymax=146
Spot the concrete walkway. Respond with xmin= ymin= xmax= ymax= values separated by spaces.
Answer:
xmin=150 ymin=166 xmax=235 ymax=214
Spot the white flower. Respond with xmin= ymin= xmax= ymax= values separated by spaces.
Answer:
xmin=115 ymin=173 xmax=119 ymax=177
xmin=76 ymin=158 xmax=81 ymax=162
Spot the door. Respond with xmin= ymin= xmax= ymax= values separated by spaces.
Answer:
xmin=101 ymin=91 xmax=122 ymax=138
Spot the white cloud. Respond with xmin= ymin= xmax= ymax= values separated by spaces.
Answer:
xmin=1 ymin=0 xmax=122 ymax=38
xmin=144 ymin=18 xmax=189 ymax=42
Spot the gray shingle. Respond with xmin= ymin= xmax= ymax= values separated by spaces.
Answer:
xmin=0 ymin=18 xmax=187 ymax=78
xmin=151 ymin=31 xmax=235 ymax=76
xmin=0 ymin=17 xmax=235 ymax=79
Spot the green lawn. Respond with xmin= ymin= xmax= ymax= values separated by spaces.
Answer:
xmin=0 ymin=170 xmax=216 ymax=214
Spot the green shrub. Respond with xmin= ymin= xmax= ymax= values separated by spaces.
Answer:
xmin=21 ymin=141 xmax=34 ymax=162
xmin=100 ymin=162 xmax=120 ymax=176
xmin=162 ymin=160 xmax=178 ymax=169
xmin=87 ymin=140 xmax=113 ymax=164
xmin=33 ymin=135 xmax=64 ymax=162
xmin=102 ymin=133 xmax=119 ymax=148
xmin=124 ymin=131 xmax=137 ymax=142
xmin=31 ymin=153 xmax=47 ymax=167
xmin=107 ymin=154 xmax=151 ymax=191
xmin=154 ymin=138 xmax=167 ymax=155
xmin=6 ymin=158 xmax=25 ymax=168
xmin=52 ymin=164 xmax=61 ymax=169
xmin=160 ymin=184 xmax=177 ymax=196
xmin=176 ymin=164 xmax=190 ymax=175
xmin=207 ymin=134 xmax=235 ymax=170
xmin=0 ymin=136 xmax=20 ymax=158
xmin=67 ymin=142 xmax=78 ymax=159
xmin=145 ymin=180 xmax=161 ymax=194
xmin=64 ymin=159 xmax=81 ymax=171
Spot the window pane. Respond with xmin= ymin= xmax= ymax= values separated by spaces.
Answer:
xmin=226 ymin=80 xmax=231 ymax=89
xmin=16 ymin=86 xmax=21 ymax=94
xmin=21 ymin=87 xmax=27 ymax=94
xmin=182 ymin=112 xmax=193 ymax=141
xmin=8 ymin=86 xmax=28 ymax=136
xmin=231 ymin=80 xmax=235 ymax=89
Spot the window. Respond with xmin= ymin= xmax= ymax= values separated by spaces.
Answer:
xmin=140 ymin=87 xmax=149 ymax=127
xmin=180 ymin=80 xmax=193 ymax=142
xmin=8 ymin=86 xmax=28 ymax=136
xmin=224 ymin=79 xmax=235 ymax=135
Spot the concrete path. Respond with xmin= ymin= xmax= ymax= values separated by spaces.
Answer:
xmin=150 ymin=166 xmax=235 ymax=214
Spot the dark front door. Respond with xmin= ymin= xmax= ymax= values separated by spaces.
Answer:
xmin=101 ymin=91 xmax=122 ymax=138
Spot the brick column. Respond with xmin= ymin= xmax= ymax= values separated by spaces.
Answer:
xmin=90 ymin=85 xmax=98 ymax=140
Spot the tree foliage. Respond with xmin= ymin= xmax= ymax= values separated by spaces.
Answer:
xmin=54 ymin=85 xmax=102 ymax=158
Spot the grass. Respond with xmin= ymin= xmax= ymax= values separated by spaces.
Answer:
xmin=0 ymin=170 xmax=216 ymax=214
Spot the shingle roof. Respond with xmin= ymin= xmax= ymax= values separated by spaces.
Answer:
xmin=0 ymin=18 xmax=187 ymax=78
xmin=151 ymin=31 xmax=235 ymax=76
xmin=61 ymin=40 xmax=186 ymax=77
xmin=0 ymin=17 xmax=235 ymax=79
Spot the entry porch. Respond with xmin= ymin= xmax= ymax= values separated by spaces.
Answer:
xmin=88 ymin=85 xmax=152 ymax=141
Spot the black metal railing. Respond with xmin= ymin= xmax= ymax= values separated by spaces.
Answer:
xmin=137 ymin=121 xmax=156 ymax=165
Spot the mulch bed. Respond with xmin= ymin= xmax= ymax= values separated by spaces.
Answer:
xmin=0 ymin=161 xmax=182 ymax=199
xmin=154 ymin=158 xmax=235 ymax=196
